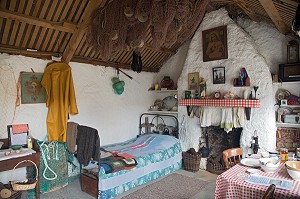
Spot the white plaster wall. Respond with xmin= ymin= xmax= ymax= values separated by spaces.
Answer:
xmin=0 ymin=49 xmax=184 ymax=182
xmin=0 ymin=53 xmax=161 ymax=145
xmin=173 ymin=8 xmax=282 ymax=154
xmin=155 ymin=41 xmax=190 ymax=87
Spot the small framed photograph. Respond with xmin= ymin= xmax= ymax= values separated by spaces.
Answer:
xmin=202 ymin=25 xmax=228 ymax=62
xmin=213 ymin=67 xmax=225 ymax=84
xmin=280 ymin=99 xmax=288 ymax=106
xmin=188 ymin=72 xmax=199 ymax=90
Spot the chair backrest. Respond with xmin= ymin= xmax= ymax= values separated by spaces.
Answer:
xmin=262 ymin=184 xmax=276 ymax=199
xmin=223 ymin=148 xmax=243 ymax=169
xmin=7 ymin=124 xmax=29 ymax=146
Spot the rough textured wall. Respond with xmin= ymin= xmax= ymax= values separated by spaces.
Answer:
xmin=155 ymin=41 xmax=190 ymax=87
xmin=0 ymin=54 xmax=158 ymax=145
xmin=176 ymin=8 xmax=279 ymax=154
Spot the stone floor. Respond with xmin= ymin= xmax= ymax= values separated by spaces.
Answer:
xmin=29 ymin=169 xmax=217 ymax=199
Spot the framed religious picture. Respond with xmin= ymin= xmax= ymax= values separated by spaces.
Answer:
xmin=20 ymin=72 xmax=46 ymax=104
xmin=202 ymin=26 xmax=228 ymax=62
xmin=188 ymin=72 xmax=200 ymax=90
xmin=213 ymin=67 xmax=225 ymax=84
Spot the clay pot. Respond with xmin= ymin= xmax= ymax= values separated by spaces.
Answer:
xmin=160 ymin=76 xmax=174 ymax=89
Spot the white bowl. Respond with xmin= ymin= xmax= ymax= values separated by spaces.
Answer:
xmin=259 ymin=157 xmax=280 ymax=173
xmin=286 ymin=167 xmax=300 ymax=181
xmin=260 ymin=152 xmax=270 ymax=158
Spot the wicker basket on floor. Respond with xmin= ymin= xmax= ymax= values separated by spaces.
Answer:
xmin=182 ymin=152 xmax=201 ymax=172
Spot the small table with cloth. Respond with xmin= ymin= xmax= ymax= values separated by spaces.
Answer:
xmin=214 ymin=163 xmax=300 ymax=199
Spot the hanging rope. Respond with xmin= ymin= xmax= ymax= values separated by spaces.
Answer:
xmin=38 ymin=140 xmax=58 ymax=181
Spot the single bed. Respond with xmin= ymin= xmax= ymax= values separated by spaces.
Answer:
xmin=83 ymin=114 xmax=182 ymax=199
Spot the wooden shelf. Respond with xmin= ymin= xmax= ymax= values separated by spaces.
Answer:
xmin=273 ymin=81 xmax=300 ymax=85
xmin=178 ymin=99 xmax=260 ymax=108
xmin=276 ymin=122 xmax=300 ymax=128
xmin=149 ymin=89 xmax=177 ymax=93
xmin=147 ymin=110 xmax=178 ymax=114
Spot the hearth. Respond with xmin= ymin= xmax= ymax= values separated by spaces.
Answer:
xmin=200 ymin=126 xmax=242 ymax=174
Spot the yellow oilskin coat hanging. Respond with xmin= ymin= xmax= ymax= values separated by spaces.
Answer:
xmin=42 ymin=62 xmax=78 ymax=142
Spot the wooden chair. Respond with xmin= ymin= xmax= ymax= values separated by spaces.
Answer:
xmin=223 ymin=148 xmax=243 ymax=169
xmin=262 ymin=184 xmax=276 ymax=199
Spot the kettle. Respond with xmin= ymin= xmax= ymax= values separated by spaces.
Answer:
xmin=200 ymin=146 xmax=209 ymax=158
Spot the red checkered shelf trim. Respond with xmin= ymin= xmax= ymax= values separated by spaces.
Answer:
xmin=178 ymin=99 xmax=260 ymax=108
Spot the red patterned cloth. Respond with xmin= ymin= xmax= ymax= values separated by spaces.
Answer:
xmin=12 ymin=124 xmax=28 ymax=134
xmin=215 ymin=163 xmax=300 ymax=199
xmin=178 ymin=99 xmax=260 ymax=108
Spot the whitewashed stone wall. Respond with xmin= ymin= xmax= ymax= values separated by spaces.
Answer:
xmin=175 ymin=8 xmax=289 ymax=154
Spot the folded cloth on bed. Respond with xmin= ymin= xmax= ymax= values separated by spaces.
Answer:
xmin=77 ymin=125 xmax=100 ymax=166
xmin=99 ymin=155 xmax=137 ymax=174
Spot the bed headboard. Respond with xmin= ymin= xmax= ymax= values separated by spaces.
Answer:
xmin=139 ymin=113 xmax=179 ymax=138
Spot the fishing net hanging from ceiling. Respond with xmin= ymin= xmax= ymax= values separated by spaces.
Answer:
xmin=87 ymin=0 xmax=209 ymax=61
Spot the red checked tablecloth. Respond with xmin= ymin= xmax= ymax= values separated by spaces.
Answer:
xmin=214 ymin=163 xmax=300 ymax=199
xmin=178 ymin=99 xmax=260 ymax=108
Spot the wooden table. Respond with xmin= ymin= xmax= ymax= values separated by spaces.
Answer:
xmin=0 ymin=139 xmax=40 ymax=199
xmin=215 ymin=163 xmax=300 ymax=199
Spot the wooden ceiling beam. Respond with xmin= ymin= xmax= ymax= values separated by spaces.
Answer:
xmin=232 ymin=0 xmax=259 ymax=21
xmin=62 ymin=0 xmax=107 ymax=63
xmin=0 ymin=44 xmax=55 ymax=59
xmin=143 ymin=44 xmax=177 ymax=55
xmin=258 ymin=0 xmax=289 ymax=34
xmin=0 ymin=8 xmax=77 ymax=33
xmin=71 ymin=56 xmax=158 ymax=72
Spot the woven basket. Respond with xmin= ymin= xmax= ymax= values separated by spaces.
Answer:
xmin=182 ymin=152 xmax=201 ymax=172
xmin=11 ymin=160 xmax=38 ymax=191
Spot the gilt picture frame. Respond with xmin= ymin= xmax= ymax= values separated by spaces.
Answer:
xmin=20 ymin=72 xmax=46 ymax=104
xmin=188 ymin=72 xmax=200 ymax=90
xmin=202 ymin=26 xmax=228 ymax=62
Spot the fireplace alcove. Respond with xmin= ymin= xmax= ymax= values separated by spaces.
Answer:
xmin=200 ymin=126 xmax=243 ymax=174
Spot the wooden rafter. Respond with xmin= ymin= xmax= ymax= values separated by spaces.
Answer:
xmin=71 ymin=56 xmax=158 ymax=72
xmin=62 ymin=0 xmax=108 ymax=63
xmin=232 ymin=0 xmax=259 ymax=21
xmin=259 ymin=0 xmax=289 ymax=34
xmin=0 ymin=44 xmax=54 ymax=59
xmin=143 ymin=44 xmax=176 ymax=55
xmin=0 ymin=8 xmax=77 ymax=33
